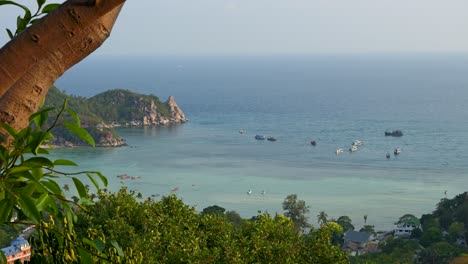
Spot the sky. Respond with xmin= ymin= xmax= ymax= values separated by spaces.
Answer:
xmin=0 ymin=0 xmax=468 ymax=55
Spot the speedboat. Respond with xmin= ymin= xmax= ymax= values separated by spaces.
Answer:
xmin=394 ymin=148 xmax=401 ymax=155
xmin=310 ymin=140 xmax=316 ymax=146
xmin=386 ymin=153 xmax=391 ymax=159
xmin=349 ymin=145 xmax=358 ymax=152
xmin=385 ymin=130 xmax=403 ymax=137
xmin=255 ymin=135 xmax=266 ymax=140
xmin=267 ymin=137 xmax=277 ymax=141
xmin=336 ymin=149 xmax=344 ymax=155
xmin=239 ymin=130 xmax=246 ymax=134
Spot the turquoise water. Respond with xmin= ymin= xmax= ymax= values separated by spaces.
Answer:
xmin=53 ymin=54 xmax=468 ymax=230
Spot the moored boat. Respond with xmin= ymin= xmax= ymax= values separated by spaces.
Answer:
xmin=385 ymin=130 xmax=403 ymax=137
xmin=336 ymin=149 xmax=344 ymax=155
xmin=394 ymin=148 xmax=401 ymax=155
xmin=267 ymin=137 xmax=277 ymax=141
xmin=352 ymin=140 xmax=364 ymax=146
xmin=255 ymin=135 xmax=266 ymax=140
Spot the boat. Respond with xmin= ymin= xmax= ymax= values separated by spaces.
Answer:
xmin=394 ymin=148 xmax=401 ymax=155
xmin=255 ymin=135 xmax=265 ymax=140
xmin=117 ymin=174 xmax=129 ymax=179
xmin=336 ymin=149 xmax=344 ymax=155
xmin=267 ymin=137 xmax=277 ymax=141
xmin=386 ymin=153 xmax=391 ymax=159
xmin=239 ymin=130 xmax=246 ymax=134
xmin=349 ymin=145 xmax=358 ymax=152
xmin=385 ymin=130 xmax=403 ymax=137
xmin=247 ymin=190 xmax=252 ymax=195
xmin=310 ymin=140 xmax=316 ymax=146
xmin=352 ymin=140 xmax=364 ymax=146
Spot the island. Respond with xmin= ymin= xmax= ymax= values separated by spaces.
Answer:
xmin=43 ymin=87 xmax=187 ymax=147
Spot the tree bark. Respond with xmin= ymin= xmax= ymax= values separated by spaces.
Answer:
xmin=0 ymin=0 xmax=125 ymax=144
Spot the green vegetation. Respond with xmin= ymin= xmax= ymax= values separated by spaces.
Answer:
xmin=44 ymin=87 xmax=172 ymax=125
xmin=0 ymin=102 xmax=139 ymax=263
xmin=351 ymin=192 xmax=468 ymax=264
xmin=41 ymin=87 xmax=175 ymax=145
xmin=282 ymin=194 xmax=310 ymax=231
xmin=76 ymin=189 xmax=349 ymax=263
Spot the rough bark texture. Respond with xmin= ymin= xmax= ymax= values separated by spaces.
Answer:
xmin=0 ymin=0 xmax=125 ymax=144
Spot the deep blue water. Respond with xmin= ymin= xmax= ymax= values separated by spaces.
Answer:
xmin=53 ymin=54 xmax=468 ymax=229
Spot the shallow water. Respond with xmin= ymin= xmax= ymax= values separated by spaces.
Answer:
xmin=53 ymin=54 xmax=468 ymax=230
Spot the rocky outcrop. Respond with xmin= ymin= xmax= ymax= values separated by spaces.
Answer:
xmin=97 ymin=131 xmax=127 ymax=147
xmin=167 ymin=96 xmax=187 ymax=123
xmin=120 ymin=96 xmax=187 ymax=127
xmin=43 ymin=88 xmax=188 ymax=147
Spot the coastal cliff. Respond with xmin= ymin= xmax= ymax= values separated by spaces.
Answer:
xmin=43 ymin=87 xmax=187 ymax=146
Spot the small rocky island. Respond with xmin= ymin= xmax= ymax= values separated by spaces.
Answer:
xmin=43 ymin=87 xmax=187 ymax=147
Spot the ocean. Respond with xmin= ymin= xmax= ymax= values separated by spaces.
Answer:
xmin=53 ymin=54 xmax=468 ymax=230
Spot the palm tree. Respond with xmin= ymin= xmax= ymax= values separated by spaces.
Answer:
xmin=317 ymin=211 xmax=328 ymax=226
xmin=63 ymin=184 xmax=69 ymax=192
xmin=364 ymin=214 xmax=368 ymax=225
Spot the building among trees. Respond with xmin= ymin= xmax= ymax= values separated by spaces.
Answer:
xmin=0 ymin=235 xmax=31 ymax=263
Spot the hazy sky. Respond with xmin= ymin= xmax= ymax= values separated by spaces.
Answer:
xmin=1 ymin=0 xmax=468 ymax=55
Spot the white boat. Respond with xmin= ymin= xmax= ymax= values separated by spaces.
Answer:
xmin=349 ymin=145 xmax=358 ymax=152
xmin=394 ymin=148 xmax=401 ymax=155
xmin=352 ymin=140 xmax=364 ymax=146
xmin=336 ymin=149 xmax=344 ymax=155
xmin=239 ymin=130 xmax=246 ymax=134
xmin=247 ymin=190 xmax=252 ymax=195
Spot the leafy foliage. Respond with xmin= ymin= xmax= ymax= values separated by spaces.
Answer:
xmin=76 ymin=189 xmax=349 ymax=263
xmin=0 ymin=102 xmax=136 ymax=262
xmin=44 ymin=87 xmax=172 ymax=125
xmin=0 ymin=0 xmax=60 ymax=39
xmin=282 ymin=194 xmax=310 ymax=231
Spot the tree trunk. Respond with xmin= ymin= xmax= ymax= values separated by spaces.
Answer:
xmin=0 ymin=0 xmax=125 ymax=144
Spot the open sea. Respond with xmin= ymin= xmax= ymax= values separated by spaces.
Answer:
xmin=53 ymin=54 xmax=468 ymax=230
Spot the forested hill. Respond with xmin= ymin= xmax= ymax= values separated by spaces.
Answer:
xmin=44 ymin=87 xmax=187 ymax=126
xmin=42 ymin=87 xmax=187 ymax=146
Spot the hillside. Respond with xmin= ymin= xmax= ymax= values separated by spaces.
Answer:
xmin=42 ymin=87 xmax=187 ymax=146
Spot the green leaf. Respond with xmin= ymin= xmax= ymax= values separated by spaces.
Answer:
xmin=18 ymin=193 xmax=41 ymax=223
xmin=64 ymin=122 xmax=95 ymax=147
xmin=41 ymin=179 xmax=63 ymax=196
xmin=6 ymin=28 xmax=13 ymax=39
xmin=53 ymin=159 xmax=78 ymax=166
xmin=7 ymin=166 xmax=32 ymax=176
xmin=78 ymin=248 xmax=93 ymax=264
xmin=0 ymin=1 xmax=30 ymax=13
xmin=110 ymin=240 xmax=124 ymax=257
xmin=72 ymin=177 xmax=88 ymax=198
xmin=86 ymin=173 xmax=99 ymax=191
xmin=37 ymin=0 xmax=46 ymax=9
xmin=37 ymin=147 xmax=49 ymax=154
xmin=28 ymin=131 xmax=53 ymax=155
xmin=0 ymin=123 xmax=18 ymax=139
xmin=30 ymin=168 xmax=43 ymax=181
xmin=35 ymin=193 xmax=50 ymax=211
xmin=0 ymin=198 xmax=13 ymax=223
xmin=67 ymin=108 xmax=80 ymax=126
xmin=29 ymin=107 xmax=54 ymax=127
xmin=0 ymin=250 xmax=7 ymax=264
xmin=23 ymin=157 xmax=54 ymax=168
xmin=41 ymin=3 xmax=60 ymax=14
xmin=96 ymin=171 xmax=108 ymax=187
